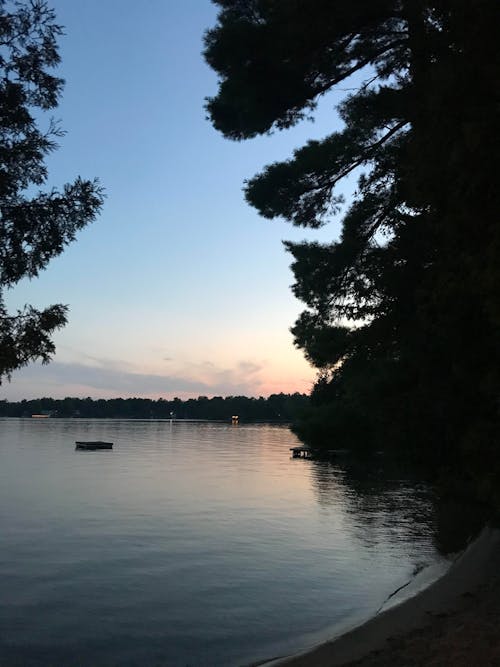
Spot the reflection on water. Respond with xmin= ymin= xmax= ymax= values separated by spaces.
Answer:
xmin=0 ymin=419 xmax=445 ymax=667
xmin=311 ymin=459 xmax=438 ymax=552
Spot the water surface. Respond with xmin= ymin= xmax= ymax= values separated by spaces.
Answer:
xmin=0 ymin=419 xmax=444 ymax=666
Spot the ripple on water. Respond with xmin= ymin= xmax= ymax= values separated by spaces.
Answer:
xmin=0 ymin=419 xmax=444 ymax=666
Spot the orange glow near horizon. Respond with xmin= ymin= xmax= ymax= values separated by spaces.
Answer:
xmin=0 ymin=339 xmax=317 ymax=401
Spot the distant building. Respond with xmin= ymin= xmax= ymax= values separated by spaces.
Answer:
xmin=31 ymin=410 xmax=57 ymax=418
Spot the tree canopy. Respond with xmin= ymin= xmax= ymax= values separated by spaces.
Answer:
xmin=205 ymin=1 xmax=499 ymax=501
xmin=0 ymin=0 xmax=104 ymax=382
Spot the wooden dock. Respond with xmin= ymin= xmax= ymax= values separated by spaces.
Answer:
xmin=290 ymin=446 xmax=349 ymax=460
xmin=290 ymin=446 xmax=313 ymax=459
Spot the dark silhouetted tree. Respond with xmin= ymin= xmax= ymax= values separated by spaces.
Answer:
xmin=0 ymin=0 xmax=104 ymax=381
xmin=205 ymin=1 xmax=499 ymax=500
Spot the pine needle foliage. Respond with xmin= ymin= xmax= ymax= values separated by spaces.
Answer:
xmin=205 ymin=1 xmax=500 ymax=500
xmin=0 ymin=0 xmax=104 ymax=381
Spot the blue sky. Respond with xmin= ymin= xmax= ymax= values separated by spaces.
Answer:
xmin=2 ymin=0 xmax=352 ymax=401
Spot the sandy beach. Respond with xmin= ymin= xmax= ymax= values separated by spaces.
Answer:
xmin=260 ymin=527 xmax=500 ymax=667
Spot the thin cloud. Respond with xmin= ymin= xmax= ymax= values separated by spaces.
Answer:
xmin=1 ymin=358 xmax=267 ymax=400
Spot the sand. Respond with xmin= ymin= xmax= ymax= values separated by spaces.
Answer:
xmin=260 ymin=526 xmax=500 ymax=667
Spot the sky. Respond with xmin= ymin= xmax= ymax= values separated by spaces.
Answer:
xmin=2 ymin=0 xmax=351 ymax=401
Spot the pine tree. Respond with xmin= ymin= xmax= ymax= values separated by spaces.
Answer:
xmin=205 ymin=1 xmax=500 ymax=496
xmin=0 ymin=0 xmax=104 ymax=381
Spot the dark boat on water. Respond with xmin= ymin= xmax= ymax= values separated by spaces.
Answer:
xmin=75 ymin=441 xmax=113 ymax=451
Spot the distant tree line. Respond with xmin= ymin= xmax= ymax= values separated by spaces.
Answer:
xmin=0 ymin=393 xmax=309 ymax=422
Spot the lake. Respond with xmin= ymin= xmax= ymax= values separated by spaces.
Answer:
xmin=0 ymin=419 xmax=446 ymax=666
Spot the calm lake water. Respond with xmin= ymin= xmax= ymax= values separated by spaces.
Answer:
xmin=0 ymin=419 xmax=445 ymax=666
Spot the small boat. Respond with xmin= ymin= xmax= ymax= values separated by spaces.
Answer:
xmin=75 ymin=441 xmax=113 ymax=451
